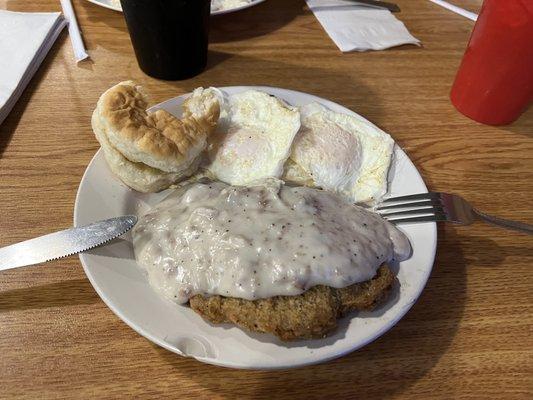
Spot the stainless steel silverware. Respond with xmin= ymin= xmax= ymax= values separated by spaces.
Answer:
xmin=0 ymin=215 xmax=137 ymax=271
xmin=378 ymin=192 xmax=533 ymax=234
xmin=343 ymin=0 xmax=401 ymax=13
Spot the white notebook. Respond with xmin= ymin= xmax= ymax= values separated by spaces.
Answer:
xmin=0 ymin=10 xmax=67 ymax=125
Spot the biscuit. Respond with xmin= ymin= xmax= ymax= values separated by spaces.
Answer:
xmin=94 ymin=81 xmax=220 ymax=173
xmin=92 ymin=110 xmax=200 ymax=192
xmin=182 ymin=87 xmax=223 ymax=125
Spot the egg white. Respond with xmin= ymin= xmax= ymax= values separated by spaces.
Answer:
xmin=284 ymin=102 xmax=394 ymax=204
xmin=206 ymin=90 xmax=301 ymax=186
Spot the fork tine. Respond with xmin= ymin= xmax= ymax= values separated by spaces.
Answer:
xmin=387 ymin=214 xmax=448 ymax=224
xmin=377 ymin=199 xmax=441 ymax=210
xmin=382 ymin=192 xmax=441 ymax=203
xmin=379 ymin=206 xmax=444 ymax=217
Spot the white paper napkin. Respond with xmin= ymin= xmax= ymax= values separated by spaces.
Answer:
xmin=306 ymin=0 xmax=420 ymax=52
xmin=0 ymin=10 xmax=67 ymax=125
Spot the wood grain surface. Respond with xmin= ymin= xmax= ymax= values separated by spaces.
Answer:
xmin=0 ymin=0 xmax=532 ymax=398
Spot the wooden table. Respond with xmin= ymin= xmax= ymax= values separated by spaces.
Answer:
xmin=1 ymin=0 xmax=531 ymax=398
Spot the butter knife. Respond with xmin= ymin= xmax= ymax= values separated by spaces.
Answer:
xmin=0 ymin=216 xmax=137 ymax=271
xmin=344 ymin=0 xmax=401 ymax=13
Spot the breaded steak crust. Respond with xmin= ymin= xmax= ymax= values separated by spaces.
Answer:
xmin=189 ymin=265 xmax=395 ymax=341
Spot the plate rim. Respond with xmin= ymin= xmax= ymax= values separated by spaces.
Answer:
xmin=84 ymin=0 xmax=267 ymax=16
xmin=75 ymin=85 xmax=437 ymax=370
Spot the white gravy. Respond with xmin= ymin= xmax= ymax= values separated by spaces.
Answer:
xmin=132 ymin=179 xmax=411 ymax=304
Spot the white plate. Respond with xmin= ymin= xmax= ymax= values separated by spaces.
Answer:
xmin=86 ymin=0 xmax=267 ymax=16
xmin=74 ymin=86 xmax=436 ymax=370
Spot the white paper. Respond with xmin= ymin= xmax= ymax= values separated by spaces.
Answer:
xmin=306 ymin=0 xmax=420 ymax=52
xmin=60 ymin=0 xmax=90 ymax=62
xmin=0 ymin=10 xmax=67 ymax=125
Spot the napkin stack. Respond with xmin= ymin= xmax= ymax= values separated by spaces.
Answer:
xmin=306 ymin=0 xmax=420 ymax=52
xmin=0 ymin=10 xmax=67 ymax=125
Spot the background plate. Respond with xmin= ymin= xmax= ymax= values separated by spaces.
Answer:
xmin=74 ymin=86 xmax=437 ymax=370
xmin=85 ymin=0 xmax=267 ymax=16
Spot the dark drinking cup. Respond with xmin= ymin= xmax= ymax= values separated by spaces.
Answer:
xmin=120 ymin=0 xmax=211 ymax=80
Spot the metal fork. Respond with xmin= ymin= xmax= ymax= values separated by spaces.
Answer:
xmin=378 ymin=192 xmax=533 ymax=235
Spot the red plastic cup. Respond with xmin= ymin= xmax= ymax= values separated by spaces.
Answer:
xmin=450 ymin=0 xmax=533 ymax=125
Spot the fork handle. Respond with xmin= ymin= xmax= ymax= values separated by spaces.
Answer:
xmin=473 ymin=209 xmax=533 ymax=235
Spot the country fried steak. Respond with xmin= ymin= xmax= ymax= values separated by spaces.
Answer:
xmin=189 ymin=264 xmax=395 ymax=341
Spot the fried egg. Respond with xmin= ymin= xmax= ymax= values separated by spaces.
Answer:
xmin=206 ymin=90 xmax=301 ymax=185
xmin=283 ymin=102 xmax=394 ymax=204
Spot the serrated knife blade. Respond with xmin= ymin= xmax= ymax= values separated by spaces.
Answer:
xmin=0 ymin=215 xmax=137 ymax=271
